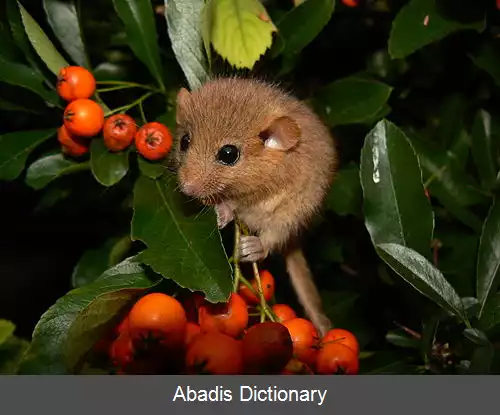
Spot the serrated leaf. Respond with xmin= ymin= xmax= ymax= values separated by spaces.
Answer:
xmin=200 ymin=0 xmax=213 ymax=67
xmin=207 ymin=0 xmax=276 ymax=69
xmin=388 ymin=0 xmax=484 ymax=59
xmin=360 ymin=119 xmax=434 ymax=257
xmin=165 ymin=0 xmax=209 ymax=90
xmin=471 ymin=110 xmax=497 ymax=191
xmin=0 ymin=57 xmax=59 ymax=105
xmin=477 ymin=197 xmax=500 ymax=319
xmin=0 ymin=320 xmax=15 ymax=347
xmin=18 ymin=257 xmax=160 ymax=374
xmin=326 ymin=164 xmax=362 ymax=216
xmin=18 ymin=1 xmax=69 ymax=75
xmin=314 ymin=77 xmax=393 ymax=126
xmin=90 ymin=140 xmax=129 ymax=187
xmin=25 ymin=153 xmax=89 ymax=190
xmin=112 ymin=0 xmax=164 ymax=90
xmin=43 ymin=0 xmax=89 ymax=68
xmin=0 ymin=129 xmax=57 ymax=181
xmin=409 ymin=134 xmax=488 ymax=207
xmin=131 ymin=174 xmax=232 ymax=303
xmin=376 ymin=243 xmax=467 ymax=323
xmin=274 ymin=0 xmax=334 ymax=57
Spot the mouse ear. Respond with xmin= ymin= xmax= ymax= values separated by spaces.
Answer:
xmin=260 ymin=116 xmax=301 ymax=151
xmin=176 ymin=88 xmax=191 ymax=123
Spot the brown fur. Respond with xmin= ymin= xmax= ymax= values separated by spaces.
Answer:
xmin=175 ymin=77 xmax=338 ymax=335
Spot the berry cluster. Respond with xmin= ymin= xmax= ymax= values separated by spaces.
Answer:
xmin=56 ymin=66 xmax=172 ymax=161
xmin=93 ymin=270 xmax=360 ymax=375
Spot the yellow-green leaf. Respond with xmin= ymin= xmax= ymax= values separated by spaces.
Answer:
xmin=207 ymin=0 xmax=276 ymax=69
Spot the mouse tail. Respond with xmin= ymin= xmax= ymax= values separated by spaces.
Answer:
xmin=284 ymin=245 xmax=332 ymax=337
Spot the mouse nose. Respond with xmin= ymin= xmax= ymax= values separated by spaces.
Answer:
xmin=181 ymin=180 xmax=202 ymax=197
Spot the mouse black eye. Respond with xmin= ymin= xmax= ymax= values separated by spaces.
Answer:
xmin=216 ymin=145 xmax=240 ymax=166
xmin=180 ymin=134 xmax=190 ymax=152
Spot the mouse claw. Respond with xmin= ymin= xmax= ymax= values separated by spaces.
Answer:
xmin=238 ymin=236 xmax=266 ymax=263
xmin=215 ymin=203 xmax=234 ymax=229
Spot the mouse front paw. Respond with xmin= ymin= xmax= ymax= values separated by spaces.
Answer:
xmin=215 ymin=203 xmax=234 ymax=229
xmin=238 ymin=236 xmax=267 ymax=263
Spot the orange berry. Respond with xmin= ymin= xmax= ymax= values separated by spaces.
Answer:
xmin=198 ymin=293 xmax=248 ymax=338
xmin=321 ymin=328 xmax=359 ymax=355
xmin=272 ymin=304 xmax=297 ymax=323
xmin=63 ymin=99 xmax=104 ymax=137
xmin=282 ymin=318 xmax=320 ymax=369
xmin=238 ymin=270 xmax=275 ymax=305
xmin=57 ymin=125 xmax=89 ymax=157
xmin=316 ymin=343 xmax=359 ymax=375
xmin=135 ymin=122 xmax=172 ymax=161
xmin=128 ymin=293 xmax=187 ymax=349
xmin=186 ymin=332 xmax=243 ymax=374
xmin=57 ymin=66 xmax=96 ymax=101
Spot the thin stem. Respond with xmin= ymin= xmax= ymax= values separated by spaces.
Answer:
xmin=96 ymin=80 xmax=156 ymax=90
xmin=97 ymin=85 xmax=140 ymax=93
xmin=139 ymin=100 xmax=148 ymax=124
xmin=251 ymin=262 xmax=276 ymax=322
xmin=233 ymin=222 xmax=242 ymax=293
xmin=104 ymin=92 xmax=154 ymax=117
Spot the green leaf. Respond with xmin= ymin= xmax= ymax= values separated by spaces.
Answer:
xmin=469 ymin=343 xmax=494 ymax=374
xmin=165 ymin=0 xmax=209 ymax=90
xmin=463 ymin=328 xmax=489 ymax=347
xmin=204 ymin=0 xmax=276 ymax=70
xmin=477 ymin=196 xmax=500 ymax=319
xmin=138 ymin=156 xmax=165 ymax=179
xmin=0 ymin=129 xmax=57 ymax=181
xmin=0 ymin=98 xmax=44 ymax=114
xmin=388 ymin=0 xmax=484 ymax=59
xmin=385 ymin=330 xmax=420 ymax=348
xmin=112 ymin=0 xmax=164 ymax=90
xmin=313 ymin=77 xmax=393 ymax=126
xmin=131 ymin=174 xmax=233 ymax=303
xmin=6 ymin=0 xmax=54 ymax=86
xmin=72 ymin=236 xmax=132 ymax=288
xmin=326 ymin=164 xmax=362 ymax=216
xmin=471 ymin=110 xmax=497 ymax=191
xmin=0 ymin=337 xmax=30 ymax=374
xmin=0 ymin=57 xmax=59 ymax=105
xmin=25 ymin=153 xmax=90 ymax=190
xmin=469 ymin=41 xmax=500 ymax=88
xmin=18 ymin=1 xmax=69 ymax=75
xmin=0 ymin=320 xmax=15 ymax=347
xmin=436 ymin=229 xmax=478 ymax=298
xmin=376 ymin=243 xmax=467 ymax=322
xmin=478 ymin=292 xmax=500 ymax=331
xmin=43 ymin=0 xmax=89 ymax=68
xmin=274 ymin=0 xmax=334 ymax=57
xmin=360 ymin=119 xmax=434 ymax=257
xmin=407 ymin=132 xmax=488 ymax=208
xmin=90 ymin=140 xmax=129 ymax=187
xmin=18 ymin=257 xmax=161 ymax=374
xmin=360 ymin=351 xmax=416 ymax=374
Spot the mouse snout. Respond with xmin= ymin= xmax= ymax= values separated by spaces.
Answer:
xmin=180 ymin=180 xmax=203 ymax=198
